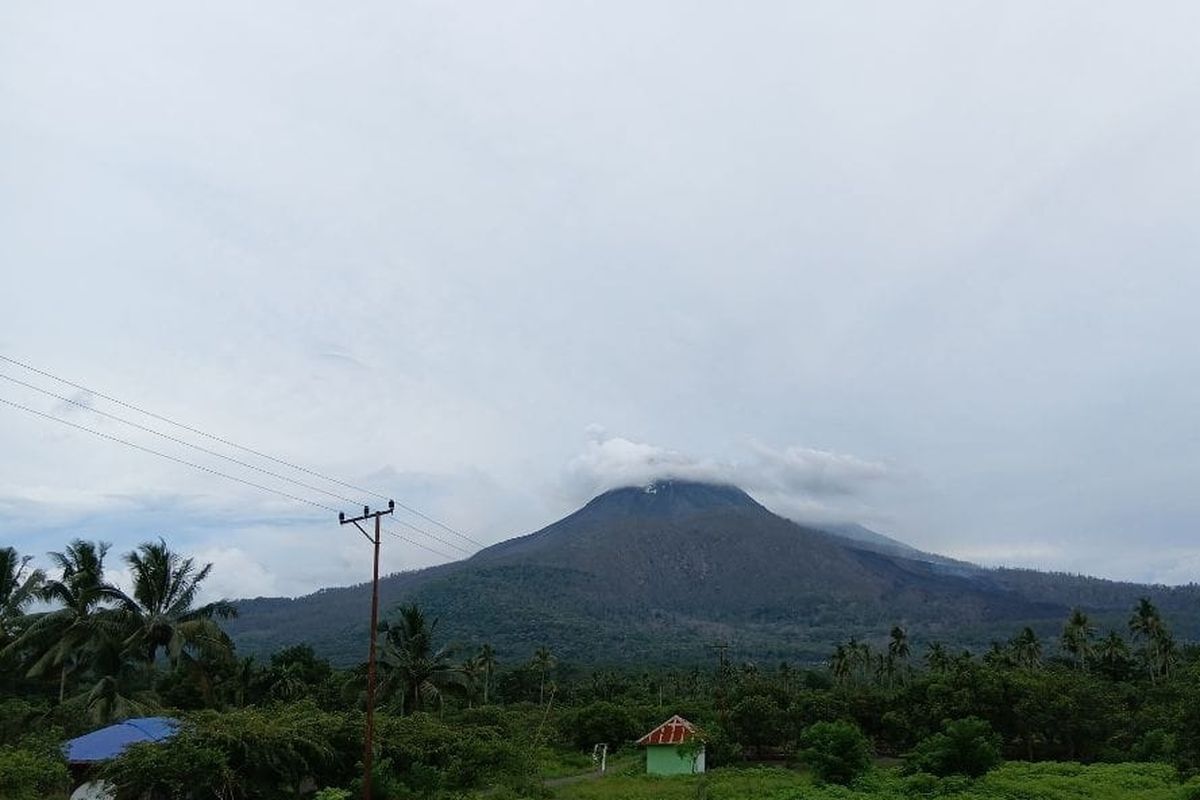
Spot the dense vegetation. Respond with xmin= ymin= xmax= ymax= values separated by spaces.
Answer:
xmin=7 ymin=537 xmax=1200 ymax=799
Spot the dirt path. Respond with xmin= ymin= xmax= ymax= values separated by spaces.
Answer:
xmin=544 ymin=756 xmax=637 ymax=788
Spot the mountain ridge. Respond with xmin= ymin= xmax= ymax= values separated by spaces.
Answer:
xmin=225 ymin=480 xmax=1200 ymax=665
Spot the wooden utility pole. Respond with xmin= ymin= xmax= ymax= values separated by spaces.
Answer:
xmin=340 ymin=500 xmax=395 ymax=800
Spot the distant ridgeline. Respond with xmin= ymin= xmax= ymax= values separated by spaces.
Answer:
xmin=226 ymin=480 xmax=1200 ymax=666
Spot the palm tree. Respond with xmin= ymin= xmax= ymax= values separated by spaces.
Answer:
xmin=887 ymin=626 xmax=910 ymax=685
xmin=228 ymin=656 xmax=257 ymax=708
xmin=1010 ymin=627 xmax=1042 ymax=670
xmin=477 ymin=643 xmax=496 ymax=705
xmin=0 ymin=547 xmax=44 ymax=644
xmin=15 ymin=540 xmax=124 ymax=701
xmin=925 ymin=642 xmax=950 ymax=673
xmin=778 ymin=661 xmax=793 ymax=693
xmin=532 ymin=646 xmax=556 ymax=706
xmin=888 ymin=626 xmax=910 ymax=662
xmin=852 ymin=639 xmax=873 ymax=684
xmin=1095 ymin=630 xmax=1129 ymax=673
xmin=876 ymin=652 xmax=896 ymax=688
xmin=983 ymin=641 xmax=1012 ymax=668
xmin=117 ymin=539 xmax=236 ymax=668
xmin=460 ymin=656 xmax=483 ymax=708
xmin=376 ymin=603 xmax=462 ymax=715
xmin=829 ymin=644 xmax=851 ymax=685
xmin=72 ymin=630 xmax=157 ymax=725
xmin=1128 ymin=597 xmax=1172 ymax=682
xmin=1060 ymin=608 xmax=1095 ymax=670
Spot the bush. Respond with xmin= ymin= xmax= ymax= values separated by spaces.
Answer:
xmin=313 ymin=790 xmax=352 ymax=800
xmin=906 ymin=716 xmax=1002 ymax=777
xmin=1131 ymin=728 xmax=1177 ymax=763
xmin=797 ymin=720 xmax=872 ymax=785
xmin=103 ymin=703 xmax=358 ymax=800
xmin=186 ymin=702 xmax=359 ymax=796
xmin=557 ymin=701 xmax=641 ymax=750
xmin=730 ymin=695 xmax=784 ymax=754
xmin=375 ymin=712 xmax=539 ymax=796
xmin=0 ymin=698 xmax=49 ymax=747
xmin=0 ymin=732 xmax=71 ymax=800
xmin=102 ymin=737 xmax=232 ymax=800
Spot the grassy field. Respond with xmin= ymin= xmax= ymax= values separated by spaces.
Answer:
xmin=551 ymin=763 xmax=1200 ymax=799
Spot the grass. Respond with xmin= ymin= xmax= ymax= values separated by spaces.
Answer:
xmin=551 ymin=762 xmax=1200 ymax=800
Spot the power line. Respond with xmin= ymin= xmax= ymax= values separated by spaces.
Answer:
xmin=388 ymin=498 xmax=485 ymax=549
xmin=0 ymin=372 xmax=365 ymax=507
xmin=1 ymin=371 xmax=474 ymax=557
xmin=383 ymin=530 xmax=456 ymax=561
xmin=0 ymin=396 xmax=338 ymax=512
xmin=0 ymin=354 xmax=486 ymax=549
xmin=391 ymin=519 xmax=472 ymax=556
xmin=0 ymin=395 xmax=464 ymax=563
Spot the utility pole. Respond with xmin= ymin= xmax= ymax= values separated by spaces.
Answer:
xmin=340 ymin=500 xmax=395 ymax=800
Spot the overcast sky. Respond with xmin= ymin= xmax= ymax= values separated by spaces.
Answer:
xmin=3 ymin=2 xmax=1200 ymax=601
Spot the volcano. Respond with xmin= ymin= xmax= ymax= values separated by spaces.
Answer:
xmin=226 ymin=480 xmax=1200 ymax=665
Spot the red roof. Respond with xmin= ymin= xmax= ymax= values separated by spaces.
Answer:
xmin=637 ymin=715 xmax=701 ymax=746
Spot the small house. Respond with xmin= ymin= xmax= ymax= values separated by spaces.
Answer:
xmin=636 ymin=714 xmax=705 ymax=775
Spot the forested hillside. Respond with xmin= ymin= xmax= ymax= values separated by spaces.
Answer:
xmin=226 ymin=481 xmax=1200 ymax=665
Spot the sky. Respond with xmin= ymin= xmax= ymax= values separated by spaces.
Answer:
xmin=3 ymin=2 xmax=1200 ymax=601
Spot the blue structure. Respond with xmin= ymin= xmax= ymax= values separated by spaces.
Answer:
xmin=62 ymin=717 xmax=180 ymax=764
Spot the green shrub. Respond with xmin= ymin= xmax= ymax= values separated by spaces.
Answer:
xmin=0 ymin=698 xmax=49 ymax=747
xmin=103 ymin=703 xmax=358 ymax=800
xmin=102 ymin=737 xmax=232 ymax=800
xmin=557 ymin=702 xmax=641 ymax=750
xmin=374 ymin=712 xmax=540 ymax=796
xmin=730 ymin=695 xmax=784 ymax=754
xmin=797 ymin=720 xmax=872 ymax=785
xmin=185 ymin=702 xmax=359 ymax=796
xmin=1132 ymin=728 xmax=1177 ymax=763
xmin=905 ymin=716 xmax=1002 ymax=777
xmin=0 ymin=732 xmax=70 ymax=800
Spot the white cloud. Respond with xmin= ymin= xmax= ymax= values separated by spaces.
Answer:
xmin=191 ymin=546 xmax=282 ymax=603
xmin=4 ymin=0 xmax=1200 ymax=590
xmin=563 ymin=430 xmax=895 ymax=526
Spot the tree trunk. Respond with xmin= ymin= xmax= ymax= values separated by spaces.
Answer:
xmin=59 ymin=663 xmax=67 ymax=703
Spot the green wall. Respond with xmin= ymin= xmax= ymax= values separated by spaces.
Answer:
xmin=645 ymin=745 xmax=702 ymax=775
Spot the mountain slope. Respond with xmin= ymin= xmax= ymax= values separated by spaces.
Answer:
xmin=226 ymin=481 xmax=1200 ymax=666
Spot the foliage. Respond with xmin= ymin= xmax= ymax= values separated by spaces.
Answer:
xmin=11 ymin=536 xmax=1200 ymax=800
xmin=0 ymin=731 xmax=70 ymax=800
xmin=0 ymin=547 xmax=44 ymax=645
xmin=730 ymin=694 xmax=785 ymax=754
xmin=558 ymin=701 xmax=642 ymax=750
xmin=118 ymin=538 xmax=237 ymax=668
xmin=102 ymin=736 xmax=232 ymax=800
xmin=553 ymin=763 xmax=1200 ymax=800
xmin=798 ymin=720 xmax=873 ymax=785
xmin=3 ymin=538 xmax=236 ymax=725
xmin=313 ymin=790 xmax=352 ymax=800
xmin=377 ymin=604 xmax=463 ymax=715
xmin=906 ymin=716 xmax=1003 ymax=777
xmin=374 ymin=712 xmax=540 ymax=796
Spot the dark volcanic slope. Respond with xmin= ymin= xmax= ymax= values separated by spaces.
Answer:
xmin=226 ymin=481 xmax=1200 ymax=666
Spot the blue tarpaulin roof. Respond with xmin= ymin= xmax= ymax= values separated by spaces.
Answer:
xmin=62 ymin=717 xmax=181 ymax=763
